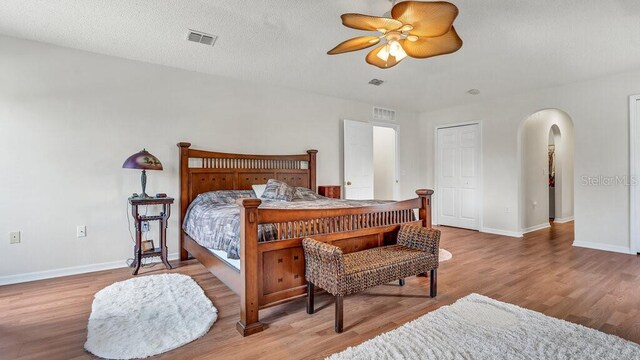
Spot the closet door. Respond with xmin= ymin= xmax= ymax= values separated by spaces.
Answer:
xmin=437 ymin=124 xmax=480 ymax=230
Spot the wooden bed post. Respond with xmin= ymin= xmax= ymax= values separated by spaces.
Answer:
xmin=307 ymin=150 xmax=317 ymax=191
xmin=416 ymin=189 xmax=434 ymax=228
xmin=236 ymin=198 xmax=265 ymax=336
xmin=178 ymin=142 xmax=192 ymax=261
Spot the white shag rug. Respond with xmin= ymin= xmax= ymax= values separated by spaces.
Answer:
xmin=327 ymin=293 xmax=640 ymax=360
xmin=438 ymin=248 xmax=452 ymax=262
xmin=85 ymin=273 xmax=217 ymax=359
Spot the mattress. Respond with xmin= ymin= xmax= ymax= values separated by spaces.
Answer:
xmin=208 ymin=248 xmax=240 ymax=271
xmin=183 ymin=190 xmax=393 ymax=261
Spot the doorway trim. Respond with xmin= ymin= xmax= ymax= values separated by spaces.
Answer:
xmin=372 ymin=121 xmax=401 ymax=200
xmin=433 ymin=121 xmax=483 ymax=230
xmin=629 ymin=95 xmax=640 ymax=254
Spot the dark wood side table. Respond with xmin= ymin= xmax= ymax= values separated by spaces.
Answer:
xmin=129 ymin=196 xmax=174 ymax=275
xmin=318 ymin=186 xmax=341 ymax=199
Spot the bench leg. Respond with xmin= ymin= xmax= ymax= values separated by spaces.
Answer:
xmin=307 ymin=282 xmax=315 ymax=315
xmin=430 ymin=269 xmax=438 ymax=298
xmin=399 ymin=278 xmax=405 ymax=286
xmin=335 ymin=295 xmax=344 ymax=333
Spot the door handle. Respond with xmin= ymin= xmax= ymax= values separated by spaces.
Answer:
xmin=346 ymin=181 xmax=352 ymax=186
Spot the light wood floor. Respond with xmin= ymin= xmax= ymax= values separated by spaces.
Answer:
xmin=2 ymin=221 xmax=639 ymax=359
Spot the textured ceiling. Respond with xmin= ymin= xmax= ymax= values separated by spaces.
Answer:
xmin=1 ymin=0 xmax=640 ymax=112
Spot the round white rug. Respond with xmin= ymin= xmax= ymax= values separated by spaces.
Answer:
xmin=85 ymin=273 xmax=217 ymax=359
xmin=439 ymin=248 xmax=452 ymax=262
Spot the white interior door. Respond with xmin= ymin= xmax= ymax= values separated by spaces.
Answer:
xmin=437 ymin=124 xmax=480 ymax=229
xmin=344 ymin=119 xmax=374 ymax=199
xmin=631 ymin=96 xmax=640 ymax=254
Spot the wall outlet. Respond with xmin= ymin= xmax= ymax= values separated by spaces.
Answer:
xmin=77 ymin=225 xmax=87 ymax=238
xmin=504 ymin=207 xmax=511 ymax=213
xmin=141 ymin=221 xmax=150 ymax=232
xmin=9 ymin=231 xmax=20 ymax=244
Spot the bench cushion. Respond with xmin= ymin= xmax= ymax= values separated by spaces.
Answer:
xmin=337 ymin=245 xmax=438 ymax=296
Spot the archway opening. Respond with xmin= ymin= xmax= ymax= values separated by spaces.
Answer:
xmin=518 ymin=109 xmax=575 ymax=234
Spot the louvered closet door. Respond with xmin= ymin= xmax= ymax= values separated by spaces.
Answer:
xmin=437 ymin=124 xmax=480 ymax=230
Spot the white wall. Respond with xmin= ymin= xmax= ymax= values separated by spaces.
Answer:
xmin=373 ymin=126 xmax=396 ymax=200
xmin=519 ymin=110 xmax=574 ymax=231
xmin=0 ymin=35 xmax=425 ymax=279
xmin=420 ymin=69 xmax=640 ymax=253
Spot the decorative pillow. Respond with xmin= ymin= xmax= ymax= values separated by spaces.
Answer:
xmin=293 ymin=187 xmax=323 ymax=201
xmin=197 ymin=190 xmax=256 ymax=205
xmin=261 ymin=179 xmax=295 ymax=201
xmin=252 ymin=184 xmax=267 ymax=199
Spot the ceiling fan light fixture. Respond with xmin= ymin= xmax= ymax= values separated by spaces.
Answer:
xmin=395 ymin=46 xmax=408 ymax=61
xmin=377 ymin=44 xmax=391 ymax=61
xmin=328 ymin=1 xmax=462 ymax=68
xmin=401 ymin=24 xmax=414 ymax=32
xmin=376 ymin=41 xmax=407 ymax=63
xmin=389 ymin=41 xmax=403 ymax=55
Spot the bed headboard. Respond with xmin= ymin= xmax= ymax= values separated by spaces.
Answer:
xmin=177 ymin=142 xmax=317 ymax=222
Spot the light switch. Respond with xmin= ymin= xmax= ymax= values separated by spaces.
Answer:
xmin=9 ymin=231 xmax=20 ymax=244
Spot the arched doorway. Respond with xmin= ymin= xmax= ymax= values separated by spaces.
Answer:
xmin=518 ymin=109 xmax=575 ymax=234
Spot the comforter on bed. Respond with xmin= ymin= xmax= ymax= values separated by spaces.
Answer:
xmin=182 ymin=190 xmax=393 ymax=260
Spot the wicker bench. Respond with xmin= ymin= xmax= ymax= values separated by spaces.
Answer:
xmin=302 ymin=224 xmax=441 ymax=333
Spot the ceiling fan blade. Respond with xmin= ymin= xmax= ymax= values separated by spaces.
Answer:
xmin=341 ymin=13 xmax=403 ymax=31
xmin=391 ymin=1 xmax=459 ymax=37
xmin=402 ymin=26 xmax=463 ymax=59
xmin=365 ymin=44 xmax=405 ymax=69
xmin=327 ymin=36 xmax=381 ymax=55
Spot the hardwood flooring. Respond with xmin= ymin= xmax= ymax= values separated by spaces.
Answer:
xmin=2 ymin=221 xmax=639 ymax=359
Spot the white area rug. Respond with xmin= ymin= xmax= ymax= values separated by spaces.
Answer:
xmin=327 ymin=293 xmax=640 ymax=360
xmin=439 ymin=248 xmax=452 ymax=262
xmin=85 ymin=274 xmax=217 ymax=359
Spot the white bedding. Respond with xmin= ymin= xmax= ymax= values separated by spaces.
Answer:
xmin=207 ymin=248 xmax=240 ymax=270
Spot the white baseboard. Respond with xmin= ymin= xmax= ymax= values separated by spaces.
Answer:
xmin=522 ymin=223 xmax=551 ymax=234
xmin=0 ymin=253 xmax=179 ymax=286
xmin=554 ymin=216 xmax=574 ymax=224
xmin=572 ymin=241 xmax=634 ymax=255
xmin=481 ymin=227 xmax=523 ymax=238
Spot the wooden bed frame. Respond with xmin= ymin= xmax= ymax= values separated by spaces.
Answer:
xmin=177 ymin=143 xmax=433 ymax=336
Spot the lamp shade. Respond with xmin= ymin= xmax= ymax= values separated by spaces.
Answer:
xmin=122 ymin=149 xmax=163 ymax=170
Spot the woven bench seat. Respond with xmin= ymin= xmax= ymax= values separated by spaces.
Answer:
xmin=302 ymin=224 xmax=441 ymax=333
xmin=341 ymin=245 xmax=437 ymax=296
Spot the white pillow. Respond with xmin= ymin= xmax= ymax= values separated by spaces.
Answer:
xmin=252 ymin=184 xmax=267 ymax=198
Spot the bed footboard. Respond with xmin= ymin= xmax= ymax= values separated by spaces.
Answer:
xmin=235 ymin=189 xmax=433 ymax=336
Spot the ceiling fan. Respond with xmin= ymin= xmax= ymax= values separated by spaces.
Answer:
xmin=327 ymin=1 xmax=462 ymax=69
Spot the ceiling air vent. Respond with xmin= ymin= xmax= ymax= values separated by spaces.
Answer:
xmin=373 ymin=107 xmax=396 ymax=122
xmin=368 ymin=79 xmax=384 ymax=86
xmin=187 ymin=30 xmax=218 ymax=46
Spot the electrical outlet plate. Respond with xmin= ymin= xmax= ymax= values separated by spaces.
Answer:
xmin=77 ymin=226 xmax=87 ymax=238
xmin=9 ymin=231 xmax=20 ymax=244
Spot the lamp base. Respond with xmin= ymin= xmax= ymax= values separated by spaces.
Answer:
xmin=140 ymin=170 xmax=149 ymax=199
